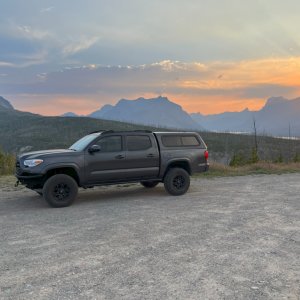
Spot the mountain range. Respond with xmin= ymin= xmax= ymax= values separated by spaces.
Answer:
xmin=191 ymin=96 xmax=300 ymax=136
xmin=2 ymin=95 xmax=300 ymax=137
xmin=62 ymin=95 xmax=300 ymax=137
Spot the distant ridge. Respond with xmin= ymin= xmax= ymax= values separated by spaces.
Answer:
xmin=61 ymin=112 xmax=79 ymax=117
xmin=191 ymin=96 xmax=300 ymax=136
xmin=6 ymin=93 xmax=300 ymax=137
xmin=0 ymin=96 xmax=14 ymax=110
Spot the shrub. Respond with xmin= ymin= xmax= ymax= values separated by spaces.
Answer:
xmin=0 ymin=149 xmax=15 ymax=176
xmin=229 ymin=152 xmax=248 ymax=166
xmin=274 ymin=153 xmax=283 ymax=163
xmin=249 ymin=147 xmax=259 ymax=164
xmin=294 ymin=152 xmax=300 ymax=163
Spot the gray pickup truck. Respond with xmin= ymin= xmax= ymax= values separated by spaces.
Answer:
xmin=15 ymin=130 xmax=209 ymax=207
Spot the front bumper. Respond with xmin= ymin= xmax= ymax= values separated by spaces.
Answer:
xmin=15 ymin=160 xmax=45 ymax=188
xmin=15 ymin=172 xmax=45 ymax=189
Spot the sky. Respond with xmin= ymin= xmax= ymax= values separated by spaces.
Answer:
xmin=1 ymin=0 xmax=300 ymax=115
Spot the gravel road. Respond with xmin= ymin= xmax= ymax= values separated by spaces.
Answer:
xmin=0 ymin=174 xmax=300 ymax=300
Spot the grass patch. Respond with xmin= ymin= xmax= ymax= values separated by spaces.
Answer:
xmin=196 ymin=161 xmax=300 ymax=178
xmin=0 ymin=175 xmax=23 ymax=190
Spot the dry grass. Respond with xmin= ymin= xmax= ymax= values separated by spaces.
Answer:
xmin=0 ymin=175 xmax=26 ymax=191
xmin=196 ymin=161 xmax=300 ymax=178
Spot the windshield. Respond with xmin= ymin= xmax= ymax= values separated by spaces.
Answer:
xmin=69 ymin=133 xmax=101 ymax=151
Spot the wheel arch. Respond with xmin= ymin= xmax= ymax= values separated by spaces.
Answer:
xmin=163 ymin=159 xmax=192 ymax=178
xmin=44 ymin=165 xmax=81 ymax=186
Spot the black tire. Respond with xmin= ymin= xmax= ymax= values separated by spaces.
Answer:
xmin=164 ymin=168 xmax=190 ymax=196
xmin=140 ymin=181 xmax=159 ymax=188
xmin=43 ymin=174 xmax=78 ymax=208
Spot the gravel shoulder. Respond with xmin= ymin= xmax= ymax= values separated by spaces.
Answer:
xmin=0 ymin=174 xmax=300 ymax=300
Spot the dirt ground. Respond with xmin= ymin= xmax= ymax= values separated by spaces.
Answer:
xmin=0 ymin=174 xmax=299 ymax=300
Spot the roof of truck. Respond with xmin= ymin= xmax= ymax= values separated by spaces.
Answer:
xmin=89 ymin=130 xmax=199 ymax=135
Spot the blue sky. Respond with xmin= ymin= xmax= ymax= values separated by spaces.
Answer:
xmin=1 ymin=0 xmax=300 ymax=115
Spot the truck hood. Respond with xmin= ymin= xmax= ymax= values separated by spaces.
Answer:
xmin=19 ymin=149 xmax=76 ymax=160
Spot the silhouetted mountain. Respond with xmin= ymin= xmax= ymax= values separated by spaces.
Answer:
xmin=191 ymin=108 xmax=253 ymax=133
xmin=90 ymin=104 xmax=114 ymax=118
xmin=191 ymin=96 xmax=300 ymax=136
xmin=0 ymin=96 xmax=14 ymax=110
xmin=89 ymin=96 xmax=202 ymax=130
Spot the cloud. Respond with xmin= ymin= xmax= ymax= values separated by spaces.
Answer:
xmin=40 ymin=6 xmax=54 ymax=13
xmin=17 ymin=25 xmax=51 ymax=40
xmin=62 ymin=37 xmax=99 ymax=56
xmin=0 ymin=61 xmax=15 ymax=67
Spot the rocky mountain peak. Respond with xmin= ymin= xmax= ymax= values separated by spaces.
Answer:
xmin=0 ymin=96 xmax=14 ymax=110
xmin=263 ymin=96 xmax=287 ymax=109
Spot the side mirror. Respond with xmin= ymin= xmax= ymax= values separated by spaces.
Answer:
xmin=88 ymin=145 xmax=101 ymax=153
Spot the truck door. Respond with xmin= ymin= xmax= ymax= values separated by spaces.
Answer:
xmin=124 ymin=134 xmax=160 ymax=179
xmin=85 ymin=134 xmax=126 ymax=183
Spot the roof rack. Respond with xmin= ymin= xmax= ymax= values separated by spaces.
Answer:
xmin=88 ymin=130 xmax=113 ymax=134
xmin=101 ymin=130 xmax=115 ymax=135
xmin=89 ymin=130 xmax=153 ymax=135
xmin=133 ymin=130 xmax=152 ymax=133
xmin=89 ymin=129 xmax=152 ymax=134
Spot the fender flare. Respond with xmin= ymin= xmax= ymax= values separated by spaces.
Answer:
xmin=42 ymin=163 xmax=82 ymax=184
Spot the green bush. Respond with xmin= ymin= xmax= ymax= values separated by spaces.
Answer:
xmin=274 ymin=153 xmax=283 ymax=163
xmin=0 ymin=149 xmax=15 ymax=176
xmin=249 ymin=147 xmax=259 ymax=164
xmin=294 ymin=152 xmax=300 ymax=163
xmin=229 ymin=152 xmax=248 ymax=166
xmin=229 ymin=147 xmax=260 ymax=167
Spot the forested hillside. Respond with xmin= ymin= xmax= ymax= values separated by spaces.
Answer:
xmin=1 ymin=105 xmax=300 ymax=164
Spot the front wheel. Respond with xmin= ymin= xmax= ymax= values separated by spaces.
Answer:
xmin=140 ymin=181 xmax=159 ymax=188
xmin=43 ymin=174 xmax=78 ymax=208
xmin=164 ymin=168 xmax=190 ymax=196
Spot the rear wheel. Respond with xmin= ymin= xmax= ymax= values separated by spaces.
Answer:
xmin=164 ymin=168 xmax=190 ymax=196
xmin=43 ymin=174 xmax=78 ymax=208
xmin=140 ymin=181 xmax=159 ymax=188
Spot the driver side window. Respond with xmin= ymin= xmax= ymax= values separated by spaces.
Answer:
xmin=96 ymin=136 xmax=122 ymax=152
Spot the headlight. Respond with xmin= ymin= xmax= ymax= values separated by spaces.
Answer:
xmin=23 ymin=159 xmax=44 ymax=167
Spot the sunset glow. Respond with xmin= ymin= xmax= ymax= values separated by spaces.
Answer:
xmin=1 ymin=0 xmax=300 ymax=115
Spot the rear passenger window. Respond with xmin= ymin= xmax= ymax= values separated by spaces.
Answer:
xmin=162 ymin=135 xmax=200 ymax=147
xmin=161 ymin=136 xmax=182 ymax=147
xmin=127 ymin=135 xmax=152 ymax=151
xmin=182 ymin=136 xmax=200 ymax=146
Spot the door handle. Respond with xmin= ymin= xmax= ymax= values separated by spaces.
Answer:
xmin=115 ymin=154 xmax=125 ymax=159
xmin=147 ymin=154 xmax=155 ymax=158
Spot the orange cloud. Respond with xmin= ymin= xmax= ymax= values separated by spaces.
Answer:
xmin=177 ymin=57 xmax=300 ymax=90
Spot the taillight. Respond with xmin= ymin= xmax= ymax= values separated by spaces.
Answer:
xmin=204 ymin=150 xmax=209 ymax=160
